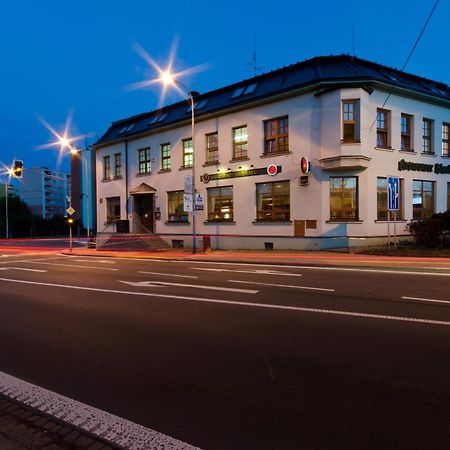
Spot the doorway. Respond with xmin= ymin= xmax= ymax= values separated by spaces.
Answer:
xmin=133 ymin=194 xmax=154 ymax=233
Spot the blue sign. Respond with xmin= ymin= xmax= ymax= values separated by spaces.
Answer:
xmin=387 ymin=176 xmax=400 ymax=211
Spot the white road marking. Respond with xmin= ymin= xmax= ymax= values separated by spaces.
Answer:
xmin=194 ymin=267 xmax=303 ymax=276
xmin=75 ymin=259 xmax=116 ymax=264
xmin=0 ymin=267 xmax=47 ymax=272
xmin=0 ymin=277 xmax=449 ymax=327
xmin=138 ymin=271 xmax=198 ymax=279
xmin=19 ymin=261 xmax=119 ymax=271
xmin=229 ymin=279 xmax=334 ymax=292
xmin=402 ymin=296 xmax=450 ymax=305
xmin=0 ymin=370 xmax=199 ymax=450
xmin=120 ymin=280 xmax=258 ymax=294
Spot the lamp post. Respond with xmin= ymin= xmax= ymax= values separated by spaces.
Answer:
xmin=159 ymin=72 xmax=197 ymax=253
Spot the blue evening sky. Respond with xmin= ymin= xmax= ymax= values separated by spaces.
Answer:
xmin=0 ymin=0 xmax=448 ymax=172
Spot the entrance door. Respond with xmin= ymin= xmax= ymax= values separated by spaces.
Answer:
xmin=134 ymin=194 xmax=154 ymax=233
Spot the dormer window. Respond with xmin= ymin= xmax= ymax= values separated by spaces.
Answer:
xmin=149 ymin=113 xmax=168 ymax=125
xmin=231 ymin=83 xmax=258 ymax=99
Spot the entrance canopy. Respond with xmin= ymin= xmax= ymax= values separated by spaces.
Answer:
xmin=130 ymin=183 xmax=157 ymax=195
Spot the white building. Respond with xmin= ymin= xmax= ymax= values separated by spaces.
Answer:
xmin=19 ymin=167 xmax=71 ymax=218
xmin=94 ymin=55 xmax=450 ymax=250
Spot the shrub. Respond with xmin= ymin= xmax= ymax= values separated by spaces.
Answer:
xmin=408 ymin=210 xmax=450 ymax=248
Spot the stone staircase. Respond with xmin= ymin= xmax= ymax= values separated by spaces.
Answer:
xmin=97 ymin=233 xmax=170 ymax=252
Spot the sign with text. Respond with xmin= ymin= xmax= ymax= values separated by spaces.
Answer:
xmin=195 ymin=193 xmax=204 ymax=211
xmin=387 ymin=176 xmax=400 ymax=211
xmin=183 ymin=193 xmax=193 ymax=212
xmin=184 ymin=176 xmax=193 ymax=194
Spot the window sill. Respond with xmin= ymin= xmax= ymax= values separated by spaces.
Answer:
xmin=204 ymin=220 xmax=235 ymax=224
xmin=157 ymin=169 xmax=171 ymax=174
xmin=136 ymin=172 xmax=151 ymax=177
xmin=260 ymin=151 xmax=291 ymax=158
xmin=113 ymin=176 xmax=123 ymax=180
xmin=399 ymin=149 xmax=416 ymax=153
xmin=374 ymin=146 xmax=393 ymax=152
xmin=229 ymin=157 xmax=250 ymax=163
xmin=341 ymin=140 xmax=361 ymax=145
xmin=203 ymin=161 xmax=220 ymax=167
xmin=375 ymin=219 xmax=406 ymax=223
xmin=326 ymin=220 xmax=363 ymax=223
xmin=179 ymin=166 xmax=193 ymax=171
xmin=165 ymin=221 xmax=191 ymax=225
xmin=101 ymin=178 xmax=112 ymax=183
xmin=421 ymin=153 xmax=437 ymax=157
xmin=252 ymin=220 xmax=292 ymax=224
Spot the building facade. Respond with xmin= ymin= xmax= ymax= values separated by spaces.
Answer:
xmin=19 ymin=167 xmax=71 ymax=218
xmin=94 ymin=55 xmax=450 ymax=250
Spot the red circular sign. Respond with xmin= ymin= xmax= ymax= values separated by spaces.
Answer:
xmin=301 ymin=157 xmax=309 ymax=174
xmin=267 ymin=164 xmax=278 ymax=176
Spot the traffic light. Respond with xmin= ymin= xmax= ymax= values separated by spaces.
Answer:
xmin=67 ymin=218 xmax=74 ymax=225
xmin=12 ymin=160 xmax=23 ymax=178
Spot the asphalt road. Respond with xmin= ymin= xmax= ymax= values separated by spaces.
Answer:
xmin=0 ymin=252 xmax=449 ymax=449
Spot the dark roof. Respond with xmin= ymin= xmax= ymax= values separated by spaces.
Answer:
xmin=95 ymin=54 xmax=450 ymax=147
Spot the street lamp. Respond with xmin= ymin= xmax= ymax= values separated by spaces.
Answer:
xmin=159 ymin=70 xmax=198 ymax=254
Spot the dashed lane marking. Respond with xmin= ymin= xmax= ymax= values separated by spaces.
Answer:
xmin=402 ymin=296 xmax=450 ymax=305
xmin=0 ymin=267 xmax=47 ymax=272
xmin=0 ymin=277 xmax=449 ymax=327
xmin=138 ymin=271 xmax=198 ymax=279
xmin=0 ymin=370 xmax=199 ymax=450
xmin=18 ymin=261 xmax=119 ymax=271
xmin=193 ymin=267 xmax=303 ymax=276
xmin=228 ymin=279 xmax=334 ymax=292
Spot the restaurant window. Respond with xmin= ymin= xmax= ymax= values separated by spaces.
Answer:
xmin=264 ymin=116 xmax=289 ymax=154
xmin=138 ymin=148 xmax=151 ymax=174
xmin=401 ymin=114 xmax=413 ymax=151
xmin=106 ymin=196 xmax=120 ymax=223
xmin=442 ymin=123 xmax=449 ymax=157
xmin=376 ymin=109 xmax=390 ymax=148
xmin=161 ymin=143 xmax=171 ymax=171
xmin=422 ymin=119 xmax=434 ymax=155
xmin=342 ymin=100 xmax=359 ymax=143
xmin=206 ymin=132 xmax=219 ymax=164
xmin=167 ymin=190 xmax=188 ymax=222
xmin=256 ymin=181 xmax=290 ymax=221
xmin=330 ymin=177 xmax=358 ymax=220
xmin=232 ymin=126 xmax=248 ymax=160
xmin=377 ymin=177 xmax=403 ymax=220
xmin=114 ymin=153 xmax=121 ymax=178
xmin=207 ymin=186 xmax=233 ymax=221
xmin=413 ymin=180 xmax=434 ymax=220
xmin=182 ymin=138 xmax=193 ymax=168
xmin=103 ymin=156 xmax=111 ymax=180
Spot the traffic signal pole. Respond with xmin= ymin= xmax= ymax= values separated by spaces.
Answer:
xmin=4 ymin=181 xmax=8 ymax=239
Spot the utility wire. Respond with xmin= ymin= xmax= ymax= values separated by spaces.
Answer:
xmin=370 ymin=0 xmax=440 ymax=131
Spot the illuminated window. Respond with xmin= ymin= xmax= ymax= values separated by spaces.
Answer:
xmin=342 ymin=100 xmax=360 ymax=143
xmin=232 ymin=126 xmax=248 ymax=160
xmin=422 ymin=119 xmax=434 ymax=155
xmin=114 ymin=153 xmax=121 ymax=178
xmin=207 ymin=186 xmax=233 ymax=221
xmin=330 ymin=177 xmax=358 ymax=220
xmin=256 ymin=181 xmax=290 ymax=221
xmin=206 ymin=132 xmax=219 ymax=164
xmin=103 ymin=156 xmax=111 ymax=180
xmin=442 ymin=123 xmax=449 ymax=157
xmin=264 ymin=117 xmax=289 ymax=154
xmin=161 ymin=143 xmax=171 ymax=171
xmin=377 ymin=177 xmax=403 ymax=220
xmin=182 ymin=138 xmax=193 ymax=168
xmin=401 ymin=114 xmax=413 ymax=151
xmin=106 ymin=196 xmax=120 ymax=223
xmin=138 ymin=148 xmax=151 ymax=174
xmin=376 ymin=109 xmax=390 ymax=148
xmin=167 ymin=191 xmax=188 ymax=222
xmin=413 ymin=180 xmax=434 ymax=220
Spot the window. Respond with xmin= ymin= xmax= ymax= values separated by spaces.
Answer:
xmin=401 ymin=114 xmax=413 ymax=151
xmin=114 ymin=153 xmax=121 ymax=178
xmin=413 ymin=180 xmax=434 ymax=220
xmin=182 ymin=138 xmax=193 ymax=168
xmin=377 ymin=177 xmax=403 ymax=220
xmin=138 ymin=148 xmax=151 ymax=174
xmin=207 ymin=186 xmax=233 ymax=221
xmin=330 ymin=177 xmax=358 ymax=220
xmin=264 ymin=117 xmax=289 ymax=154
xmin=161 ymin=143 xmax=171 ymax=171
xmin=103 ymin=156 xmax=111 ymax=180
xmin=442 ymin=123 xmax=450 ymax=157
xmin=448 ymin=182 xmax=450 ymax=210
xmin=149 ymin=113 xmax=168 ymax=125
xmin=342 ymin=100 xmax=359 ymax=143
xmin=231 ymin=83 xmax=258 ymax=98
xmin=376 ymin=109 xmax=390 ymax=148
xmin=256 ymin=181 xmax=290 ymax=221
xmin=106 ymin=196 xmax=120 ymax=223
xmin=232 ymin=126 xmax=248 ymax=160
xmin=206 ymin=132 xmax=219 ymax=164
xmin=422 ymin=119 xmax=433 ymax=154
xmin=167 ymin=191 xmax=189 ymax=222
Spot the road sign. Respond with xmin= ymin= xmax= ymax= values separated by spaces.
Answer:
xmin=183 ymin=193 xmax=193 ymax=212
xmin=66 ymin=206 xmax=75 ymax=216
xmin=195 ymin=193 xmax=204 ymax=211
xmin=387 ymin=176 xmax=400 ymax=211
xmin=184 ymin=176 xmax=193 ymax=194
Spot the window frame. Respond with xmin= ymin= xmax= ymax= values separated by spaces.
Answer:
xmin=401 ymin=113 xmax=414 ymax=151
xmin=376 ymin=109 xmax=390 ymax=149
xmin=182 ymin=138 xmax=193 ymax=168
xmin=106 ymin=196 xmax=120 ymax=223
xmin=263 ymin=116 xmax=289 ymax=155
xmin=167 ymin=190 xmax=189 ymax=223
xmin=342 ymin=100 xmax=360 ymax=143
xmin=413 ymin=180 xmax=435 ymax=220
xmin=161 ymin=143 xmax=171 ymax=171
xmin=442 ymin=122 xmax=450 ymax=157
xmin=422 ymin=118 xmax=434 ymax=155
xmin=255 ymin=180 xmax=290 ymax=222
xmin=232 ymin=125 xmax=248 ymax=160
xmin=114 ymin=153 xmax=121 ymax=178
xmin=207 ymin=186 xmax=234 ymax=222
xmin=138 ymin=147 xmax=151 ymax=175
xmin=329 ymin=176 xmax=359 ymax=221
xmin=103 ymin=155 xmax=111 ymax=180
xmin=205 ymin=132 xmax=219 ymax=164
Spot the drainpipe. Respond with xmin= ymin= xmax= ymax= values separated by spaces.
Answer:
xmin=125 ymin=140 xmax=129 ymax=221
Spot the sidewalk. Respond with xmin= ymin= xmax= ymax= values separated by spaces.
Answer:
xmin=61 ymin=247 xmax=450 ymax=271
